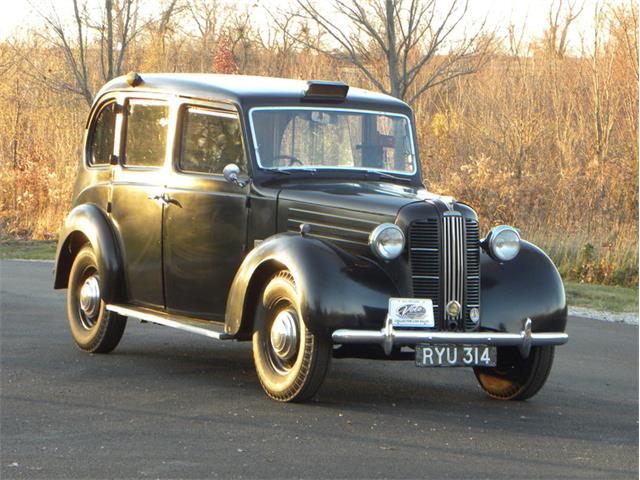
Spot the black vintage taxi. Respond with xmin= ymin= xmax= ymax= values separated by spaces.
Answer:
xmin=54 ymin=73 xmax=568 ymax=402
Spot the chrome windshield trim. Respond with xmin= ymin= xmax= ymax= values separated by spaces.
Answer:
xmin=248 ymin=106 xmax=417 ymax=176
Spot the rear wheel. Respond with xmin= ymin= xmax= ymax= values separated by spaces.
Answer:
xmin=473 ymin=345 xmax=555 ymax=400
xmin=67 ymin=245 xmax=126 ymax=353
xmin=252 ymin=271 xmax=331 ymax=402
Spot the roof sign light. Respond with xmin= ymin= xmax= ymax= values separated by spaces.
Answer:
xmin=304 ymin=80 xmax=349 ymax=100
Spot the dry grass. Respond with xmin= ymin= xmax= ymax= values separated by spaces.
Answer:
xmin=0 ymin=2 xmax=637 ymax=286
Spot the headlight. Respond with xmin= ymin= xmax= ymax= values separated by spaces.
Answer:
xmin=369 ymin=223 xmax=405 ymax=260
xmin=485 ymin=225 xmax=521 ymax=262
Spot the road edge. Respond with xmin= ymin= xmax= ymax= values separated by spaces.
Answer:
xmin=568 ymin=306 xmax=638 ymax=326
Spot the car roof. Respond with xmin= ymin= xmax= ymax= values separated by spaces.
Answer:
xmin=94 ymin=73 xmax=412 ymax=112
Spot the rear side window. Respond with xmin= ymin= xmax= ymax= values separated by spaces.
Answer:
xmin=88 ymin=102 xmax=116 ymax=166
xmin=179 ymin=108 xmax=245 ymax=175
xmin=124 ymin=101 xmax=170 ymax=167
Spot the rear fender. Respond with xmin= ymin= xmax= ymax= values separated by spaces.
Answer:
xmin=53 ymin=204 xmax=125 ymax=303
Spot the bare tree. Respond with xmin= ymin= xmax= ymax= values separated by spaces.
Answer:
xmin=584 ymin=3 xmax=618 ymax=164
xmin=35 ymin=0 xmax=142 ymax=105
xmin=610 ymin=1 xmax=639 ymax=80
xmin=279 ymin=0 xmax=492 ymax=103
xmin=544 ymin=0 xmax=584 ymax=59
xmin=147 ymin=0 xmax=182 ymax=71
xmin=186 ymin=0 xmax=223 ymax=71
xmin=258 ymin=11 xmax=300 ymax=76
xmin=226 ymin=8 xmax=257 ymax=73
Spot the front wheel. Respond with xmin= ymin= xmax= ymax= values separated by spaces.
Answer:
xmin=252 ymin=271 xmax=331 ymax=402
xmin=67 ymin=245 xmax=126 ymax=353
xmin=473 ymin=346 xmax=555 ymax=401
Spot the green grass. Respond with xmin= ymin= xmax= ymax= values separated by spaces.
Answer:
xmin=565 ymin=281 xmax=638 ymax=314
xmin=0 ymin=239 xmax=57 ymax=260
xmin=0 ymin=240 xmax=637 ymax=314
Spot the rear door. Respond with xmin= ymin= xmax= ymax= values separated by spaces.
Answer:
xmin=111 ymin=97 xmax=171 ymax=308
xmin=163 ymin=103 xmax=249 ymax=320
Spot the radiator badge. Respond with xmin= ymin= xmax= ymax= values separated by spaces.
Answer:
xmin=445 ymin=300 xmax=461 ymax=318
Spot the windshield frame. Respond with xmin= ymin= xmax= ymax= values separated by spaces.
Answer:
xmin=248 ymin=106 xmax=418 ymax=176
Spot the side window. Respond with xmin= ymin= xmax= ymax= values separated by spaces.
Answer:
xmin=124 ymin=101 xmax=170 ymax=167
xmin=179 ymin=108 xmax=245 ymax=175
xmin=88 ymin=102 xmax=116 ymax=166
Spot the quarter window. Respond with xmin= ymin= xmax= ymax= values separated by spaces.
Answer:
xmin=179 ymin=108 xmax=245 ymax=175
xmin=124 ymin=101 xmax=170 ymax=167
xmin=88 ymin=102 xmax=116 ymax=166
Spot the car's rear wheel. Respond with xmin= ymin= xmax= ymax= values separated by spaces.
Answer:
xmin=67 ymin=245 xmax=126 ymax=353
xmin=473 ymin=345 xmax=555 ymax=400
xmin=252 ymin=271 xmax=331 ymax=402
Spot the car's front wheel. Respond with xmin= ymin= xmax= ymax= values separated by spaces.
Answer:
xmin=67 ymin=245 xmax=126 ymax=353
xmin=252 ymin=271 xmax=331 ymax=402
xmin=473 ymin=345 xmax=555 ymax=400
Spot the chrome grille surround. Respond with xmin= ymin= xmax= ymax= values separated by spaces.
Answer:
xmin=442 ymin=213 xmax=464 ymax=327
xmin=408 ymin=214 xmax=481 ymax=331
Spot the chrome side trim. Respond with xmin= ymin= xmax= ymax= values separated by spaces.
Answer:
xmin=332 ymin=316 xmax=568 ymax=356
xmin=288 ymin=218 xmax=372 ymax=235
xmin=106 ymin=305 xmax=233 ymax=340
xmin=292 ymin=231 xmax=367 ymax=246
xmin=289 ymin=207 xmax=381 ymax=226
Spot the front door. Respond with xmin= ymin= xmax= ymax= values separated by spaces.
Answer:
xmin=163 ymin=105 xmax=249 ymax=320
xmin=111 ymin=98 xmax=171 ymax=308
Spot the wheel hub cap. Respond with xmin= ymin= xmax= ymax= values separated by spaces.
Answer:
xmin=270 ymin=309 xmax=298 ymax=360
xmin=79 ymin=275 xmax=100 ymax=318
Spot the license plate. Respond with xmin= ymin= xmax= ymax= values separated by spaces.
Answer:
xmin=415 ymin=344 xmax=497 ymax=367
xmin=388 ymin=298 xmax=434 ymax=328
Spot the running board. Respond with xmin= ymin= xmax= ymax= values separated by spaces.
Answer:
xmin=106 ymin=305 xmax=233 ymax=340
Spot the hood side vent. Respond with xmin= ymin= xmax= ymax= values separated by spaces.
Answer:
xmin=287 ymin=207 xmax=379 ymax=247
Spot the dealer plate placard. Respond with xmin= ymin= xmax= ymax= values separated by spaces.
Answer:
xmin=388 ymin=297 xmax=435 ymax=328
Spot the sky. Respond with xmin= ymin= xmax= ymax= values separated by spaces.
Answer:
xmin=0 ymin=0 xmax=606 ymax=50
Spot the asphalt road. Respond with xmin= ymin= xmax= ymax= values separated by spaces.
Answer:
xmin=1 ymin=259 xmax=638 ymax=479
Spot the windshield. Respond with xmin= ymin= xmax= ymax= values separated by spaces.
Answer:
xmin=249 ymin=107 xmax=416 ymax=175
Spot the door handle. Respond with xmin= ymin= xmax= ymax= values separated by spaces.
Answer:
xmin=147 ymin=193 xmax=181 ymax=208
xmin=163 ymin=196 xmax=182 ymax=208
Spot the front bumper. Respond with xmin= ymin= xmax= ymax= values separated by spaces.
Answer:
xmin=332 ymin=318 xmax=568 ymax=358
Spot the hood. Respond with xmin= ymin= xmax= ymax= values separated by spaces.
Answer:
xmin=275 ymin=180 xmax=474 ymax=251
xmin=277 ymin=180 xmax=443 ymax=217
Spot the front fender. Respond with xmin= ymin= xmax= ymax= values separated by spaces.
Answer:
xmin=225 ymin=234 xmax=398 ymax=337
xmin=481 ymin=240 xmax=567 ymax=334
xmin=53 ymin=204 xmax=124 ymax=303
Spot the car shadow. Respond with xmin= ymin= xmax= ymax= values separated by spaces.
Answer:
xmin=93 ymin=336 xmax=637 ymax=452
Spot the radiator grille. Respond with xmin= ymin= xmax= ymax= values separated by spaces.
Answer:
xmin=408 ymin=215 xmax=481 ymax=331
xmin=408 ymin=219 xmax=440 ymax=321
xmin=464 ymin=219 xmax=481 ymax=331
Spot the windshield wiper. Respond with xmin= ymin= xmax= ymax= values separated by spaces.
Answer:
xmin=272 ymin=167 xmax=317 ymax=174
xmin=366 ymin=170 xmax=412 ymax=183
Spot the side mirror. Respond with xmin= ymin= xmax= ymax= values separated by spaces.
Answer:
xmin=223 ymin=163 xmax=249 ymax=188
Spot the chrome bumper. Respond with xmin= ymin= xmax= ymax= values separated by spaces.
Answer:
xmin=332 ymin=318 xmax=568 ymax=358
